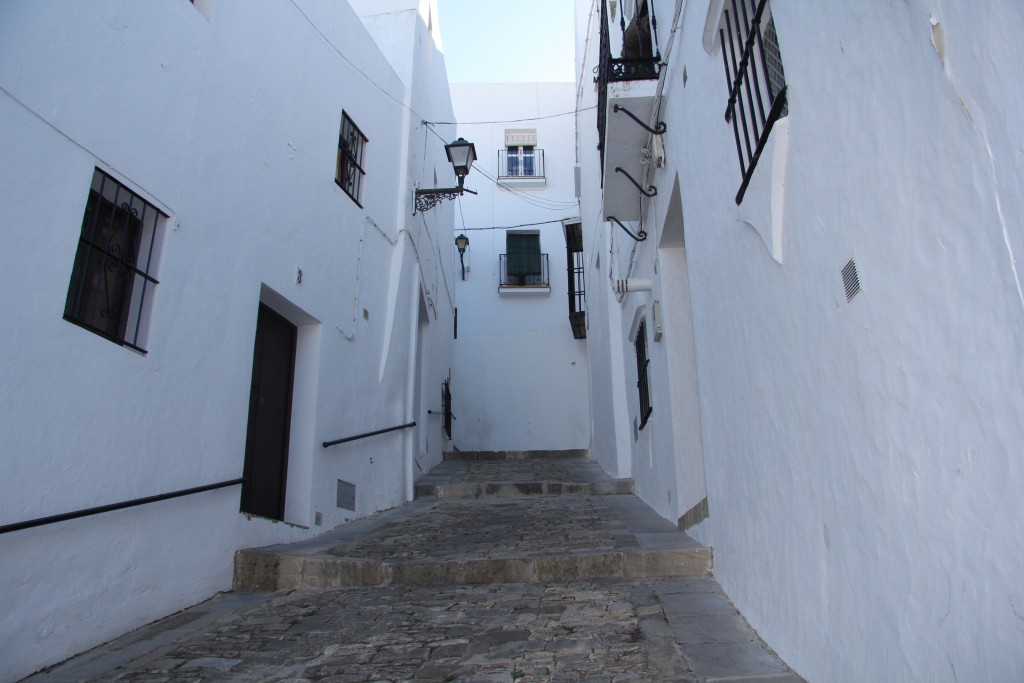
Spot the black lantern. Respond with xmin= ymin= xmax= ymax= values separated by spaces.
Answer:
xmin=455 ymin=233 xmax=470 ymax=280
xmin=414 ymin=138 xmax=479 ymax=213
xmin=445 ymin=138 xmax=477 ymax=188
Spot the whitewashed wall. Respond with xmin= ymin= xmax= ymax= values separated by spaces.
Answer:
xmin=449 ymin=83 xmax=591 ymax=452
xmin=0 ymin=1 xmax=455 ymax=680
xmin=576 ymin=0 xmax=1024 ymax=681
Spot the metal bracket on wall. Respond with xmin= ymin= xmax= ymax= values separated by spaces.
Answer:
xmin=608 ymin=216 xmax=647 ymax=242
xmin=613 ymin=104 xmax=667 ymax=136
xmin=614 ymin=167 xmax=658 ymax=197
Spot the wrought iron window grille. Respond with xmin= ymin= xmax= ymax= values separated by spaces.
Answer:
xmin=441 ymin=379 xmax=453 ymax=439
xmin=564 ymin=223 xmax=587 ymax=339
xmin=336 ymin=111 xmax=368 ymax=206
xmin=719 ymin=0 xmax=788 ymax=204
xmin=635 ymin=320 xmax=653 ymax=429
xmin=63 ymin=168 xmax=164 ymax=353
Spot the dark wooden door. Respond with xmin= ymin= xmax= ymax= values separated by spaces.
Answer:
xmin=240 ymin=304 xmax=296 ymax=520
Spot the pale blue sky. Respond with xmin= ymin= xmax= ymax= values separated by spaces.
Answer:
xmin=435 ymin=0 xmax=575 ymax=83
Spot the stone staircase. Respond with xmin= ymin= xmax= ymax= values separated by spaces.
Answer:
xmin=30 ymin=452 xmax=805 ymax=681
xmin=234 ymin=450 xmax=711 ymax=591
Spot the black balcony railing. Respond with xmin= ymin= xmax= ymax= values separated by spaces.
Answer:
xmin=498 ymin=149 xmax=545 ymax=178
xmin=596 ymin=0 xmax=662 ymax=174
xmin=500 ymin=253 xmax=549 ymax=287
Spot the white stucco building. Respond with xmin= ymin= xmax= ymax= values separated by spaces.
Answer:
xmin=575 ymin=0 xmax=1024 ymax=681
xmin=0 ymin=1 xmax=458 ymax=680
xmin=449 ymin=83 xmax=590 ymax=453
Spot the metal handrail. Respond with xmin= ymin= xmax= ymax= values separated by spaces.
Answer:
xmin=0 ymin=478 xmax=245 ymax=535
xmin=323 ymin=421 xmax=416 ymax=448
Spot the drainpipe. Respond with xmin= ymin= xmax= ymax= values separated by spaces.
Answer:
xmin=403 ymin=262 xmax=421 ymax=503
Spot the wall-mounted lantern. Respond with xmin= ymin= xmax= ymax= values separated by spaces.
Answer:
xmin=414 ymin=138 xmax=478 ymax=213
xmin=455 ymin=233 xmax=470 ymax=280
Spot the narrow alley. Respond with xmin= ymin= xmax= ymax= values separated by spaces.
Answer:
xmin=25 ymin=453 xmax=803 ymax=683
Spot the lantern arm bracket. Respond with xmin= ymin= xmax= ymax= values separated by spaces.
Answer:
xmin=413 ymin=186 xmax=478 ymax=214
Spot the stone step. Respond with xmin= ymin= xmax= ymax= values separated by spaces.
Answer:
xmin=444 ymin=448 xmax=587 ymax=461
xmin=414 ymin=479 xmax=634 ymax=499
xmin=235 ymin=546 xmax=711 ymax=591
xmin=234 ymin=496 xmax=711 ymax=591
xmin=416 ymin=453 xmax=633 ymax=499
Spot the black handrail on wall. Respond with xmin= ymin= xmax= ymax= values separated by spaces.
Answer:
xmin=0 ymin=478 xmax=246 ymax=536
xmin=323 ymin=421 xmax=416 ymax=448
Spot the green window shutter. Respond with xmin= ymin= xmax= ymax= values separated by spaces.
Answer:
xmin=507 ymin=233 xmax=541 ymax=276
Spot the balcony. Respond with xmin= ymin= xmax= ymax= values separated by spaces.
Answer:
xmin=498 ymin=149 xmax=546 ymax=189
xmin=596 ymin=0 xmax=661 ymax=223
xmin=499 ymin=253 xmax=550 ymax=296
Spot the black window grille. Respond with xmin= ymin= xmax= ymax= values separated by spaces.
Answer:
xmin=64 ymin=168 xmax=164 ymax=353
xmin=501 ymin=233 xmax=549 ymax=287
xmin=336 ymin=111 xmax=367 ymax=206
xmin=441 ymin=378 xmax=453 ymax=439
xmin=564 ymin=222 xmax=586 ymax=339
xmin=719 ymin=0 xmax=787 ymax=204
xmin=635 ymin=320 xmax=653 ymax=429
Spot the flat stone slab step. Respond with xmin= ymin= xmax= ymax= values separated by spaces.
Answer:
xmin=415 ymin=479 xmax=634 ymax=499
xmin=416 ymin=455 xmax=634 ymax=499
xmin=444 ymin=448 xmax=587 ymax=460
xmin=234 ymin=496 xmax=710 ymax=591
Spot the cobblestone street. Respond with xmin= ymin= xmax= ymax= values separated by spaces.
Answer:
xmin=25 ymin=454 xmax=804 ymax=683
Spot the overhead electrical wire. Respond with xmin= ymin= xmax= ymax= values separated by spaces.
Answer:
xmin=424 ymin=121 xmax=578 ymax=213
xmin=459 ymin=218 xmax=575 ymax=232
xmin=425 ymin=106 xmax=596 ymax=126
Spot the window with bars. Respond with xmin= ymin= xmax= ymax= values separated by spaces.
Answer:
xmin=564 ymin=222 xmax=586 ymax=339
xmin=635 ymin=320 xmax=653 ymax=430
xmin=718 ymin=0 xmax=787 ymax=204
xmin=441 ymin=378 xmax=452 ymax=439
xmin=64 ymin=168 xmax=164 ymax=353
xmin=336 ymin=111 xmax=367 ymax=206
xmin=502 ymin=147 xmax=542 ymax=177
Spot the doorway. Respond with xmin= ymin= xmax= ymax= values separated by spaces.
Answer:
xmin=240 ymin=303 xmax=297 ymax=521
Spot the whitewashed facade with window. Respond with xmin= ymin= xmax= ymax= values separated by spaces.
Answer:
xmin=575 ymin=0 xmax=1024 ymax=681
xmin=449 ymin=83 xmax=591 ymax=453
xmin=0 ymin=1 xmax=457 ymax=679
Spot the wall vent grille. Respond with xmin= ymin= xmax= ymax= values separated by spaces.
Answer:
xmin=842 ymin=258 xmax=861 ymax=302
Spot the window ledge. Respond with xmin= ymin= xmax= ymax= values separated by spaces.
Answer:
xmin=498 ymin=177 xmax=547 ymax=189
xmin=498 ymin=285 xmax=551 ymax=297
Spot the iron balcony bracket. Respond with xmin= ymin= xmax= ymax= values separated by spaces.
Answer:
xmin=414 ymin=186 xmax=478 ymax=214
xmin=614 ymin=166 xmax=658 ymax=197
xmin=613 ymin=104 xmax=667 ymax=136
xmin=608 ymin=216 xmax=648 ymax=242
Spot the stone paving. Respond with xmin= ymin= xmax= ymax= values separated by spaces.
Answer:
xmin=24 ymin=453 xmax=806 ymax=683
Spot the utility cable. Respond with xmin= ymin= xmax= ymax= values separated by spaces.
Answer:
xmin=426 ymin=107 xmax=595 ymax=126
